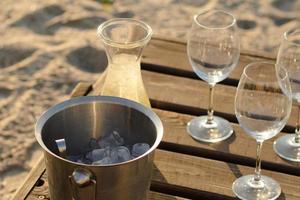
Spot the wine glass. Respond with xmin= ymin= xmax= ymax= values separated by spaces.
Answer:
xmin=186 ymin=10 xmax=240 ymax=143
xmin=233 ymin=62 xmax=292 ymax=200
xmin=274 ymin=28 xmax=300 ymax=162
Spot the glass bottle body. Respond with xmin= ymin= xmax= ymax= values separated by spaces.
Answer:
xmin=101 ymin=53 xmax=150 ymax=107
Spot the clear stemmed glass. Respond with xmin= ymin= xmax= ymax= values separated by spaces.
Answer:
xmin=186 ymin=10 xmax=240 ymax=143
xmin=233 ymin=62 xmax=292 ymax=200
xmin=274 ymin=28 xmax=300 ymax=162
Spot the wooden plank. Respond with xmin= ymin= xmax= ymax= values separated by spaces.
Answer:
xmin=154 ymin=108 xmax=300 ymax=176
xmin=143 ymin=37 xmax=275 ymax=85
xmin=90 ymin=71 xmax=299 ymax=175
xmin=151 ymin=35 xmax=276 ymax=60
xmin=12 ymin=81 xmax=93 ymax=200
xmin=138 ymin=70 xmax=297 ymax=132
xmin=25 ymin=150 xmax=300 ymax=200
xmin=91 ymin=37 xmax=296 ymax=130
xmin=90 ymin=68 xmax=297 ymax=132
xmin=152 ymin=150 xmax=300 ymax=200
xmin=69 ymin=82 xmax=93 ymax=97
xmin=12 ymin=156 xmax=44 ymax=200
xmin=149 ymin=192 xmax=188 ymax=200
xmin=88 ymin=53 xmax=299 ymax=173
xmin=25 ymin=168 xmax=188 ymax=200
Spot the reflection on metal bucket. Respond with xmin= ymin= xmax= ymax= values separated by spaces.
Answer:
xmin=35 ymin=96 xmax=163 ymax=200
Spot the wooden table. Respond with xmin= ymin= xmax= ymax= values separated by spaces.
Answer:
xmin=13 ymin=36 xmax=300 ymax=200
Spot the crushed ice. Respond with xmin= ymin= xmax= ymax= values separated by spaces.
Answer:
xmin=65 ymin=131 xmax=150 ymax=165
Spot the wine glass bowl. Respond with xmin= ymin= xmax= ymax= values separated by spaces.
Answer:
xmin=233 ymin=62 xmax=292 ymax=200
xmin=235 ymin=63 xmax=291 ymax=141
xmin=188 ymin=10 xmax=240 ymax=84
xmin=186 ymin=10 xmax=240 ymax=143
xmin=274 ymin=28 xmax=300 ymax=162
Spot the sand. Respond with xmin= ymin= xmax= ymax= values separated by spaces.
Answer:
xmin=0 ymin=0 xmax=299 ymax=199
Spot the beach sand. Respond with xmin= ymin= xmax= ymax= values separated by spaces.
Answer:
xmin=0 ymin=0 xmax=299 ymax=199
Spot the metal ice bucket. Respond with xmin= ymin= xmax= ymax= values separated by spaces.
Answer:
xmin=35 ymin=96 xmax=163 ymax=200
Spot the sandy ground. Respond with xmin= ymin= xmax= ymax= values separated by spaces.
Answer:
xmin=0 ymin=0 xmax=299 ymax=199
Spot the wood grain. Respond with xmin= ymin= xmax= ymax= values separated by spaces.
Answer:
xmin=153 ymin=150 xmax=300 ymax=200
xmin=24 ymin=150 xmax=300 ymax=200
xmin=25 ymin=169 xmax=188 ymax=200
xmin=91 ymin=37 xmax=298 ymax=131
xmin=89 ymin=54 xmax=300 ymax=174
xmin=24 ymin=164 xmax=188 ymax=200
xmin=154 ymin=108 xmax=300 ymax=176
xmin=139 ymin=70 xmax=297 ymax=132
xmin=12 ymin=156 xmax=45 ymax=200
xmin=69 ymin=82 xmax=92 ymax=97
xmin=143 ymin=37 xmax=275 ymax=85
xmin=150 ymin=35 xmax=276 ymax=60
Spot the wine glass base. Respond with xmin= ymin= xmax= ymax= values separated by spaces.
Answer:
xmin=187 ymin=116 xmax=233 ymax=143
xmin=273 ymin=134 xmax=300 ymax=162
xmin=232 ymin=175 xmax=281 ymax=200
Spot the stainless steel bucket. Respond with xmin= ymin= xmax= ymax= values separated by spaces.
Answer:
xmin=35 ymin=96 xmax=163 ymax=200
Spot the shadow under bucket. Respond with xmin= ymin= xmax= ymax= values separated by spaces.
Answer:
xmin=35 ymin=96 xmax=163 ymax=200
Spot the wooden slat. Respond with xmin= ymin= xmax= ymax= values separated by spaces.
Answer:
xmin=24 ymin=165 xmax=188 ymax=200
xmin=24 ymin=150 xmax=300 ymax=200
xmin=143 ymin=37 xmax=275 ymax=85
xmin=154 ymin=108 xmax=300 ymax=176
xmin=140 ymin=70 xmax=297 ymax=132
xmin=12 ymin=156 xmax=44 ymax=200
xmin=91 ymin=69 xmax=297 ymax=132
xmin=151 ymin=35 xmax=276 ymax=60
xmin=70 ymin=82 xmax=92 ymax=97
xmin=12 ymin=82 xmax=93 ymax=200
xmin=91 ymin=36 xmax=297 ymax=131
xmin=25 ymin=170 xmax=188 ymax=200
xmin=149 ymin=192 xmax=188 ymax=200
xmin=90 ymin=70 xmax=299 ymax=173
xmin=153 ymin=150 xmax=300 ymax=200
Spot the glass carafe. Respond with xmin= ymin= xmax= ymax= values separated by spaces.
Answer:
xmin=97 ymin=18 xmax=152 ymax=107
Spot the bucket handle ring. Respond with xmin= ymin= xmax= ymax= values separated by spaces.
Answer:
xmin=69 ymin=168 xmax=97 ymax=200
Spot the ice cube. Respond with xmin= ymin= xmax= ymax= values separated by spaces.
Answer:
xmin=98 ymin=131 xmax=124 ymax=148
xmin=85 ymin=148 xmax=110 ymax=162
xmin=132 ymin=143 xmax=150 ymax=157
xmin=110 ymin=146 xmax=131 ymax=163
xmin=92 ymin=157 xmax=112 ymax=165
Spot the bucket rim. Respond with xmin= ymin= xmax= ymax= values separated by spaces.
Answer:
xmin=35 ymin=96 xmax=163 ymax=167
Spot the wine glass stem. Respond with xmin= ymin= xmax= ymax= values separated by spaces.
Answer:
xmin=254 ymin=141 xmax=263 ymax=182
xmin=207 ymin=83 xmax=215 ymax=124
xmin=295 ymin=105 xmax=300 ymax=143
